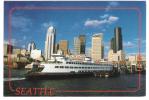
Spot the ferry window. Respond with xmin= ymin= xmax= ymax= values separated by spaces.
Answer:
xmin=82 ymin=67 xmax=84 ymax=69
xmin=70 ymin=67 xmax=73 ymax=69
xmin=79 ymin=67 xmax=81 ymax=69
xmin=60 ymin=66 xmax=64 ymax=68
xmin=65 ymin=66 xmax=69 ymax=68
xmin=55 ymin=66 xmax=59 ymax=68
xmin=74 ymin=67 xmax=78 ymax=69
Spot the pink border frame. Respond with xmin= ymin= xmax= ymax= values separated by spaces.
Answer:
xmin=7 ymin=6 xmax=142 ymax=94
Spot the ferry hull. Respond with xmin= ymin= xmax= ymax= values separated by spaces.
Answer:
xmin=25 ymin=72 xmax=94 ymax=80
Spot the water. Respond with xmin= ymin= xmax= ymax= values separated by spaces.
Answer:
xmin=4 ymin=67 xmax=146 ymax=96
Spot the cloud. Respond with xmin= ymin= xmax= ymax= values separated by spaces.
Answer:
xmin=100 ymin=14 xmax=109 ymax=19
xmin=12 ymin=15 xmax=32 ymax=32
xmin=108 ymin=16 xmax=119 ymax=23
xmin=84 ymin=15 xmax=119 ymax=27
xmin=105 ymin=1 xmax=119 ymax=12
xmin=84 ymin=19 xmax=107 ymax=27
xmin=123 ymin=41 xmax=136 ymax=48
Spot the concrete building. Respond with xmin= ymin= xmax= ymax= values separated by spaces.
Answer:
xmin=21 ymin=49 xmax=27 ymax=56
xmin=108 ymin=50 xmax=125 ymax=62
xmin=27 ymin=41 xmax=36 ymax=53
xmin=44 ymin=26 xmax=56 ymax=60
xmin=59 ymin=40 xmax=68 ymax=56
xmin=31 ymin=49 xmax=42 ymax=60
xmin=91 ymin=33 xmax=103 ymax=62
xmin=13 ymin=48 xmax=21 ymax=55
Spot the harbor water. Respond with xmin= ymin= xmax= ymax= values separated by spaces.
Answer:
xmin=4 ymin=67 xmax=146 ymax=96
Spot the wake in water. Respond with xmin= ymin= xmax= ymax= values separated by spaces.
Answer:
xmin=4 ymin=77 xmax=26 ymax=81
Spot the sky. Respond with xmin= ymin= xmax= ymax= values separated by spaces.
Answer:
xmin=4 ymin=1 xmax=146 ymax=57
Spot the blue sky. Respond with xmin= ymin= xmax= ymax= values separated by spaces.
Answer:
xmin=4 ymin=1 xmax=146 ymax=57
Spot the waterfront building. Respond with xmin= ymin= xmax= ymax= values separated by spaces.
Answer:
xmin=108 ymin=50 xmax=125 ymax=62
xmin=13 ymin=48 xmax=21 ymax=55
xmin=4 ymin=43 xmax=13 ymax=56
xmin=74 ymin=35 xmax=86 ymax=55
xmin=59 ymin=40 xmax=68 ymax=56
xmin=31 ymin=49 xmax=42 ymax=60
xmin=44 ymin=26 xmax=56 ymax=60
xmin=91 ymin=33 xmax=103 ymax=62
xmin=21 ymin=49 xmax=27 ymax=56
xmin=27 ymin=41 xmax=36 ymax=53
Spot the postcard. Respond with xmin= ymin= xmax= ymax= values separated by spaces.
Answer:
xmin=4 ymin=1 xmax=146 ymax=96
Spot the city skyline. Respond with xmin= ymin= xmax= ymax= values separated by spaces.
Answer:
xmin=4 ymin=1 xmax=146 ymax=57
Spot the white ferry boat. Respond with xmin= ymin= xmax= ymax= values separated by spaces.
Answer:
xmin=25 ymin=54 xmax=116 ymax=79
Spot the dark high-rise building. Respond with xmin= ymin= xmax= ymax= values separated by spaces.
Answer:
xmin=74 ymin=35 xmax=86 ymax=54
xmin=110 ymin=38 xmax=114 ymax=51
xmin=110 ymin=27 xmax=123 ymax=53
xmin=101 ymin=44 xmax=104 ymax=59
xmin=114 ymin=27 xmax=123 ymax=52
xmin=79 ymin=35 xmax=86 ymax=54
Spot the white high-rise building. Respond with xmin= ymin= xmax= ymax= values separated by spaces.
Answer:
xmin=27 ymin=41 xmax=36 ymax=53
xmin=45 ymin=26 xmax=56 ymax=60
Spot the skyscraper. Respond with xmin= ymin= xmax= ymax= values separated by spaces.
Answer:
xmin=74 ymin=35 xmax=86 ymax=55
xmin=79 ymin=35 xmax=86 ymax=54
xmin=114 ymin=27 xmax=123 ymax=52
xmin=44 ymin=26 xmax=56 ymax=60
xmin=91 ymin=33 xmax=103 ymax=61
xmin=27 ymin=41 xmax=36 ymax=53
xmin=110 ymin=37 xmax=116 ymax=53
xmin=59 ymin=40 xmax=68 ymax=56
xmin=74 ymin=37 xmax=80 ymax=54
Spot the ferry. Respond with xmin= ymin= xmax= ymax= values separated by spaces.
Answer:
xmin=25 ymin=54 xmax=117 ymax=79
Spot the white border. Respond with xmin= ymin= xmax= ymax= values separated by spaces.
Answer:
xmin=0 ymin=0 xmax=148 ymax=99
